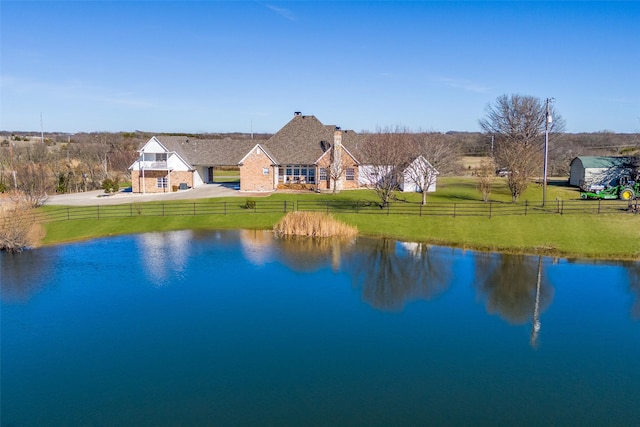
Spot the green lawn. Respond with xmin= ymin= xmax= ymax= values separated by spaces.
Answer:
xmin=40 ymin=178 xmax=640 ymax=260
xmin=213 ymin=168 xmax=240 ymax=183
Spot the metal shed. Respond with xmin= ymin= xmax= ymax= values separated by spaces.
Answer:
xmin=569 ymin=156 xmax=636 ymax=189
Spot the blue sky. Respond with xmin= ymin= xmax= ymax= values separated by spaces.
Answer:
xmin=1 ymin=1 xmax=639 ymax=134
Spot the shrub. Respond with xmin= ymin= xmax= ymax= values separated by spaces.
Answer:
xmin=56 ymin=172 xmax=70 ymax=194
xmin=243 ymin=199 xmax=256 ymax=209
xmin=101 ymin=178 xmax=120 ymax=194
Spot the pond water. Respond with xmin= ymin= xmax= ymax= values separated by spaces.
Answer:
xmin=1 ymin=230 xmax=639 ymax=426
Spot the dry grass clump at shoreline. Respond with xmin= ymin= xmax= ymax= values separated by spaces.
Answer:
xmin=0 ymin=194 xmax=45 ymax=252
xmin=273 ymin=211 xmax=358 ymax=238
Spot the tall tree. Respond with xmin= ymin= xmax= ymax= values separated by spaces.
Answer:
xmin=479 ymin=94 xmax=565 ymax=202
xmin=359 ymin=127 xmax=413 ymax=207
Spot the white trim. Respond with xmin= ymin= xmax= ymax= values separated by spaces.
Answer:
xmin=238 ymin=143 xmax=277 ymax=165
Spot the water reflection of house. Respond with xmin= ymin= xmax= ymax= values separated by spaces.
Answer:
xmin=239 ymin=230 xmax=275 ymax=266
xmin=136 ymin=231 xmax=191 ymax=285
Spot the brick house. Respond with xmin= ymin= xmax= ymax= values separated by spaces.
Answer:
xmin=129 ymin=113 xmax=362 ymax=193
xmin=129 ymin=112 xmax=438 ymax=193
xmin=244 ymin=112 xmax=361 ymax=192
xmin=129 ymin=135 xmax=256 ymax=193
xmin=128 ymin=136 xmax=196 ymax=194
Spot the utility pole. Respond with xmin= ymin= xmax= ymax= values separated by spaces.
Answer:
xmin=40 ymin=113 xmax=44 ymax=144
xmin=9 ymin=141 xmax=17 ymax=189
xmin=490 ymin=134 xmax=494 ymax=157
xmin=542 ymin=98 xmax=554 ymax=207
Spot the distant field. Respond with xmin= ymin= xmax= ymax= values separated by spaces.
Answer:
xmin=460 ymin=156 xmax=488 ymax=172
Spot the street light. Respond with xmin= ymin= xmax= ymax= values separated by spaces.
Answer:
xmin=542 ymin=98 xmax=554 ymax=207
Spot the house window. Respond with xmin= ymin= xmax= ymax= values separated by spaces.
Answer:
xmin=308 ymin=168 xmax=315 ymax=183
xmin=346 ymin=167 xmax=355 ymax=181
xmin=157 ymin=177 xmax=168 ymax=188
xmin=319 ymin=168 xmax=328 ymax=181
xmin=263 ymin=167 xmax=269 ymax=175
xmin=155 ymin=153 xmax=167 ymax=162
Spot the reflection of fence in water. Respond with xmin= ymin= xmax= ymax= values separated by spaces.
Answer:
xmin=29 ymin=199 xmax=637 ymax=223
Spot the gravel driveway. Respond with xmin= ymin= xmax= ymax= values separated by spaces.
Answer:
xmin=44 ymin=184 xmax=270 ymax=206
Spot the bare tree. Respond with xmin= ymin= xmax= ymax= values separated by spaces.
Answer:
xmin=479 ymin=94 xmax=565 ymax=202
xmin=329 ymin=131 xmax=346 ymax=194
xmin=359 ymin=127 xmax=413 ymax=207
xmin=476 ymin=158 xmax=496 ymax=202
xmin=68 ymin=142 xmax=111 ymax=189
xmin=404 ymin=132 xmax=459 ymax=204
xmin=14 ymin=163 xmax=50 ymax=207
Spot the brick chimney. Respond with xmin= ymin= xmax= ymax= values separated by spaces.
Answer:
xmin=333 ymin=126 xmax=342 ymax=148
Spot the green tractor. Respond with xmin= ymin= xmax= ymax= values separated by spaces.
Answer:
xmin=580 ymin=174 xmax=640 ymax=200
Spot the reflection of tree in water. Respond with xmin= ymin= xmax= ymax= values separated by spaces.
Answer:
xmin=272 ymin=235 xmax=356 ymax=272
xmin=1 ymin=250 xmax=57 ymax=303
xmin=474 ymin=253 xmax=554 ymax=325
xmin=344 ymin=238 xmax=451 ymax=311
xmin=625 ymin=262 xmax=640 ymax=319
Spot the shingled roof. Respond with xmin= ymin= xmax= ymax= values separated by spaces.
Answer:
xmin=260 ymin=114 xmax=333 ymax=164
xmin=157 ymin=135 xmax=258 ymax=166
xmin=150 ymin=114 xmax=365 ymax=167
xmin=261 ymin=114 xmax=364 ymax=165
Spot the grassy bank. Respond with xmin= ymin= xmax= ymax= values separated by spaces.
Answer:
xmin=39 ymin=178 xmax=640 ymax=260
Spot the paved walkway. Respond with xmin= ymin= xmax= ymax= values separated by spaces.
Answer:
xmin=43 ymin=184 xmax=272 ymax=206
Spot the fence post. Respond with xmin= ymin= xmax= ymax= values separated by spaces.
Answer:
xmin=453 ymin=203 xmax=456 ymax=218
xmin=284 ymin=201 xmax=287 ymax=213
xmin=598 ymin=199 xmax=601 ymax=215
xmin=193 ymin=202 xmax=196 ymax=216
xmin=561 ymin=200 xmax=564 ymax=215
xmin=525 ymin=200 xmax=528 ymax=216
xmin=387 ymin=202 xmax=390 ymax=216
xmin=97 ymin=205 xmax=100 ymax=219
xmin=224 ymin=202 xmax=227 ymax=215
xmin=419 ymin=203 xmax=422 ymax=217
xmin=489 ymin=202 xmax=492 ymax=218
xmin=557 ymin=199 xmax=560 ymax=214
xmin=67 ymin=207 xmax=70 ymax=220
xmin=356 ymin=200 xmax=359 ymax=214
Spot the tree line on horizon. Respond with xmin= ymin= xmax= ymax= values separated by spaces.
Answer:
xmin=1 ymin=94 xmax=639 ymax=204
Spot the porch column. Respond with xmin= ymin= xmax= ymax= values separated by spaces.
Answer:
xmin=273 ymin=166 xmax=278 ymax=189
xmin=142 ymin=163 xmax=146 ymax=194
